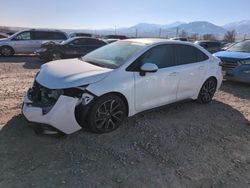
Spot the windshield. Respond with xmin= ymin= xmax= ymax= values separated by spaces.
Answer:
xmin=227 ymin=40 xmax=250 ymax=53
xmin=82 ymin=41 xmax=147 ymax=69
xmin=60 ymin=37 xmax=75 ymax=45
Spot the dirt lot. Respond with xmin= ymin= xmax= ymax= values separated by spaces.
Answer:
xmin=0 ymin=56 xmax=250 ymax=188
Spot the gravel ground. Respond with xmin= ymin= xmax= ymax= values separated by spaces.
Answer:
xmin=0 ymin=56 xmax=250 ymax=188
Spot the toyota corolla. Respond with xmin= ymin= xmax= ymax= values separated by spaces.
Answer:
xmin=22 ymin=39 xmax=223 ymax=134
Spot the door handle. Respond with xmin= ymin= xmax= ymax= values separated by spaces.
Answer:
xmin=198 ymin=66 xmax=205 ymax=70
xmin=169 ymin=72 xmax=178 ymax=76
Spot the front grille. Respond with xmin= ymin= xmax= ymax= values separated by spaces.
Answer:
xmin=29 ymin=81 xmax=63 ymax=107
xmin=28 ymin=81 xmax=84 ymax=107
xmin=221 ymin=60 xmax=239 ymax=70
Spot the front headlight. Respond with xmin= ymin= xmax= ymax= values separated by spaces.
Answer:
xmin=239 ymin=60 xmax=250 ymax=65
xmin=63 ymin=85 xmax=89 ymax=98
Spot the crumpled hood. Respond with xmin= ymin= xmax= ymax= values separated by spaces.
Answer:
xmin=36 ymin=58 xmax=112 ymax=89
xmin=41 ymin=41 xmax=61 ymax=48
xmin=214 ymin=51 xmax=250 ymax=61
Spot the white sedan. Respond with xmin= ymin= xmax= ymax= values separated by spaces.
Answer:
xmin=22 ymin=38 xmax=223 ymax=134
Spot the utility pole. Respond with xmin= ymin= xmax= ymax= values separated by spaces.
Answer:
xmin=115 ymin=25 xmax=117 ymax=35
xmin=159 ymin=28 xmax=162 ymax=38
xmin=176 ymin=27 xmax=179 ymax=37
xmin=135 ymin=28 xmax=138 ymax=38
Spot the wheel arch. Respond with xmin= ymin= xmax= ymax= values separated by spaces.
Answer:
xmin=206 ymin=76 xmax=218 ymax=88
xmin=194 ymin=76 xmax=218 ymax=100
xmin=0 ymin=45 xmax=15 ymax=54
xmin=98 ymin=92 xmax=129 ymax=117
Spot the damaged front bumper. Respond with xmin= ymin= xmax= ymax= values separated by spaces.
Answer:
xmin=22 ymin=95 xmax=82 ymax=134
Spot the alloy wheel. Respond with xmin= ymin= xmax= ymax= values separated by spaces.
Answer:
xmin=95 ymin=99 xmax=124 ymax=132
xmin=199 ymin=79 xmax=217 ymax=103
xmin=1 ymin=47 xmax=12 ymax=56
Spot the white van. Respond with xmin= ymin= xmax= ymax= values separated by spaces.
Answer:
xmin=0 ymin=29 xmax=68 ymax=56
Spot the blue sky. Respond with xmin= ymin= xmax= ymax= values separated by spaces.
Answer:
xmin=0 ymin=0 xmax=249 ymax=29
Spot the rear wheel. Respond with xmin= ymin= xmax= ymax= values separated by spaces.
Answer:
xmin=1 ymin=46 xmax=14 ymax=57
xmin=87 ymin=94 xmax=127 ymax=134
xmin=197 ymin=78 xmax=217 ymax=104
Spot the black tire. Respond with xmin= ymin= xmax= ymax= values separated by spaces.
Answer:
xmin=197 ymin=78 xmax=217 ymax=104
xmin=87 ymin=94 xmax=127 ymax=134
xmin=1 ymin=46 xmax=14 ymax=57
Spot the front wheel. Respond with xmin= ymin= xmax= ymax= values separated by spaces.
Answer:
xmin=197 ymin=78 xmax=217 ymax=104
xmin=87 ymin=94 xmax=127 ymax=134
xmin=1 ymin=46 xmax=14 ymax=57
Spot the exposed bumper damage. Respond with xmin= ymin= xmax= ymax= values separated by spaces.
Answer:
xmin=22 ymin=95 xmax=82 ymax=134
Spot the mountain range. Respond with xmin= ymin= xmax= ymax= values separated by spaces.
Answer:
xmin=114 ymin=20 xmax=250 ymax=38
xmin=1 ymin=20 xmax=250 ymax=39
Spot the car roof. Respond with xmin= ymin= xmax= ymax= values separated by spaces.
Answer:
xmin=28 ymin=29 xmax=65 ymax=33
xmin=123 ymin=38 xmax=192 ymax=45
xmin=195 ymin=40 xmax=220 ymax=43
xmin=70 ymin=36 xmax=101 ymax=40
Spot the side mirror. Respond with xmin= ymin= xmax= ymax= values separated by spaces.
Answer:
xmin=140 ymin=63 xmax=158 ymax=76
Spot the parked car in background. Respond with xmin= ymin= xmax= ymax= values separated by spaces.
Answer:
xmin=6 ymin=32 xmax=15 ymax=36
xmin=0 ymin=29 xmax=68 ymax=56
xmin=104 ymin=39 xmax=120 ymax=43
xmin=23 ymin=39 xmax=222 ymax=135
xmin=214 ymin=40 xmax=250 ymax=84
xmin=104 ymin=35 xmax=128 ymax=39
xmin=69 ymin=32 xmax=92 ymax=38
xmin=221 ymin=42 xmax=237 ymax=51
xmin=170 ymin=37 xmax=188 ymax=41
xmin=36 ymin=37 xmax=107 ymax=61
xmin=0 ymin=32 xmax=9 ymax=39
xmin=194 ymin=41 xmax=222 ymax=53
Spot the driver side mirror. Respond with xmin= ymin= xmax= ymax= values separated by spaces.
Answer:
xmin=140 ymin=63 xmax=158 ymax=76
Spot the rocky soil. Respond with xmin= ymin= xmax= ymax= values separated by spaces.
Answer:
xmin=0 ymin=56 xmax=249 ymax=188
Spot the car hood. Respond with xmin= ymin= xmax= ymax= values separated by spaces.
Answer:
xmin=36 ymin=58 xmax=112 ymax=89
xmin=0 ymin=38 xmax=9 ymax=43
xmin=214 ymin=51 xmax=250 ymax=61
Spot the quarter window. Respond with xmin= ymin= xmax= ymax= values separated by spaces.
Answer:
xmin=52 ymin=32 xmax=67 ymax=40
xmin=196 ymin=47 xmax=209 ymax=62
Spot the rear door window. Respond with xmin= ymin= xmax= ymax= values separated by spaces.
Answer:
xmin=77 ymin=39 xmax=87 ymax=45
xmin=32 ymin=31 xmax=67 ymax=40
xmin=174 ymin=44 xmax=197 ymax=65
xmin=84 ymin=38 xmax=106 ymax=45
xmin=174 ymin=44 xmax=209 ymax=65
xmin=32 ymin=31 xmax=49 ymax=40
